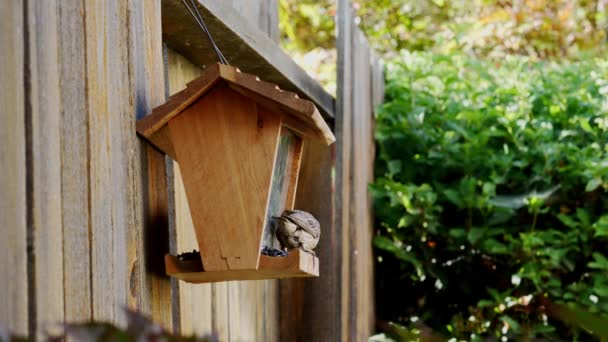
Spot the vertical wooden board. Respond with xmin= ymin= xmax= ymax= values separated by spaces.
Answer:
xmin=84 ymin=0 xmax=111 ymax=322
xmin=27 ymin=0 xmax=65 ymax=337
xmin=228 ymin=281 xmax=259 ymax=341
xmin=279 ymin=139 xmax=334 ymax=342
xmin=167 ymin=50 xmax=214 ymax=337
xmin=212 ymin=282 xmax=230 ymax=341
xmin=227 ymin=282 xmax=241 ymax=339
xmin=57 ymin=0 xmax=92 ymax=325
xmin=0 ymin=0 xmax=28 ymax=335
xmin=335 ymin=1 xmax=355 ymax=340
xmin=351 ymin=29 xmax=375 ymax=341
xmin=229 ymin=0 xmax=261 ymax=23
xmin=242 ymin=281 xmax=260 ymax=340
xmin=174 ymin=163 xmax=213 ymax=336
xmin=262 ymin=280 xmax=279 ymax=342
xmin=258 ymin=0 xmax=279 ymax=42
xmin=107 ymin=0 xmax=131 ymax=325
xmin=187 ymin=282 xmax=213 ymax=337
xmin=84 ymin=0 xmax=123 ymax=323
xmin=370 ymin=54 xmax=385 ymax=110
xmin=127 ymin=0 xmax=173 ymax=329
xmin=227 ymin=0 xmax=278 ymax=42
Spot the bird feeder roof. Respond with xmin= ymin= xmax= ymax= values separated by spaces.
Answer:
xmin=136 ymin=63 xmax=335 ymax=150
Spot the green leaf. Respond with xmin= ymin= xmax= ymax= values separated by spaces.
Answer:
xmin=444 ymin=189 xmax=463 ymax=208
xmin=477 ymin=299 xmax=495 ymax=308
xmin=373 ymin=236 xmax=422 ymax=272
xmin=449 ymin=228 xmax=467 ymax=239
xmin=557 ymin=214 xmax=578 ymax=229
xmin=467 ymin=227 xmax=485 ymax=244
xmin=482 ymin=238 xmax=509 ymax=254
xmin=586 ymin=178 xmax=602 ymax=192
xmin=594 ymin=216 xmax=608 ymax=238
xmin=387 ymin=160 xmax=402 ymax=176
xmin=533 ymin=324 xmax=556 ymax=334
xmin=589 ymin=253 xmax=608 ymax=270
xmin=576 ymin=208 xmax=591 ymax=228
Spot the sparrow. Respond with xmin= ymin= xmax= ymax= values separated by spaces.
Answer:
xmin=274 ymin=210 xmax=320 ymax=254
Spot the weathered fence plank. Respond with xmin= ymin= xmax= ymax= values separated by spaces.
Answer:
xmin=106 ymin=0 xmax=132 ymax=325
xmin=279 ymin=139 xmax=335 ymax=342
xmin=351 ymin=29 xmax=376 ymax=341
xmin=84 ymin=0 xmax=112 ymax=322
xmin=58 ymin=0 xmax=92 ymax=325
xmin=84 ymin=0 xmax=128 ymax=324
xmin=27 ymin=0 xmax=65 ymax=338
xmin=0 ymin=0 xmax=28 ymax=335
xmin=371 ymin=54 xmax=385 ymax=109
xmin=127 ymin=0 xmax=173 ymax=329
xmin=335 ymin=1 xmax=355 ymax=340
xmin=166 ymin=50 xmax=214 ymax=337
xmin=229 ymin=0 xmax=279 ymax=43
xmin=277 ymin=1 xmax=382 ymax=341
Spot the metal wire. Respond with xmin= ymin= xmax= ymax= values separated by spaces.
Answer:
xmin=180 ymin=0 xmax=229 ymax=65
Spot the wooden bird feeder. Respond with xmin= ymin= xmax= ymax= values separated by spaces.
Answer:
xmin=136 ymin=63 xmax=335 ymax=283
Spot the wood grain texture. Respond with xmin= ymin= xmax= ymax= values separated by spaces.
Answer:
xmin=278 ymin=1 xmax=358 ymax=341
xmin=167 ymin=50 xmax=280 ymax=341
xmin=174 ymin=163 xmax=213 ymax=336
xmin=27 ymin=0 xmax=65 ymax=338
xmin=166 ymin=249 xmax=318 ymax=283
xmin=160 ymin=0 xmax=335 ymax=119
xmin=228 ymin=0 xmax=278 ymax=37
xmin=351 ymin=29 xmax=375 ymax=341
xmin=167 ymin=50 xmax=214 ymax=338
xmin=335 ymin=1 xmax=354 ymax=340
xmin=278 ymin=139 xmax=334 ymax=342
xmin=371 ymin=54 xmax=385 ymax=109
xmin=278 ymin=2 xmax=383 ymax=341
xmin=58 ymin=0 xmax=92 ymax=324
xmin=84 ymin=0 xmax=130 ymax=324
xmin=0 ymin=0 xmax=28 ymax=335
xmin=127 ymin=0 xmax=173 ymax=329
xmin=168 ymin=86 xmax=281 ymax=271
xmin=239 ymin=0 xmax=280 ymax=43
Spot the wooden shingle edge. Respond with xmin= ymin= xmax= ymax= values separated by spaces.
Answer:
xmin=136 ymin=63 xmax=335 ymax=149
xmin=217 ymin=65 xmax=335 ymax=145
xmin=136 ymin=63 xmax=223 ymax=138
xmin=161 ymin=0 xmax=335 ymax=120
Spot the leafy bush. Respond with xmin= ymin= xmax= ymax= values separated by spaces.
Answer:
xmin=373 ymin=52 xmax=608 ymax=340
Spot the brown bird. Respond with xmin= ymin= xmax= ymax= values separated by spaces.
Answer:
xmin=274 ymin=210 xmax=320 ymax=255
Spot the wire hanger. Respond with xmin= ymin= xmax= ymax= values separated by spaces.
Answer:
xmin=180 ymin=0 xmax=230 ymax=65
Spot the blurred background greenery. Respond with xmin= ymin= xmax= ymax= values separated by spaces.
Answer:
xmin=280 ymin=0 xmax=608 ymax=94
xmin=280 ymin=1 xmax=608 ymax=341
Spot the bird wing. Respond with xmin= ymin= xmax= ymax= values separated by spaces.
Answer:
xmin=298 ymin=222 xmax=320 ymax=239
xmin=283 ymin=210 xmax=320 ymax=238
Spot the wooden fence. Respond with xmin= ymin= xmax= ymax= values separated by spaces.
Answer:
xmin=0 ymin=0 xmax=383 ymax=340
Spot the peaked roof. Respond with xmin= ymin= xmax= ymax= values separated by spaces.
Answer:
xmin=136 ymin=63 xmax=335 ymax=152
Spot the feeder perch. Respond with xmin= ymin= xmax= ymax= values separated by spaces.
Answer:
xmin=136 ymin=63 xmax=335 ymax=283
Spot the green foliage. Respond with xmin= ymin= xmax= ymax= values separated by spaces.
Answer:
xmin=357 ymin=0 xmax=608 ymax=59
xmin=373 ymin=52 xmax=608 ymax=340
xmin=279 ymin=0 xmax=608 ymax=60
xmin=279 ymin=0 xmax=335 ymax=52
